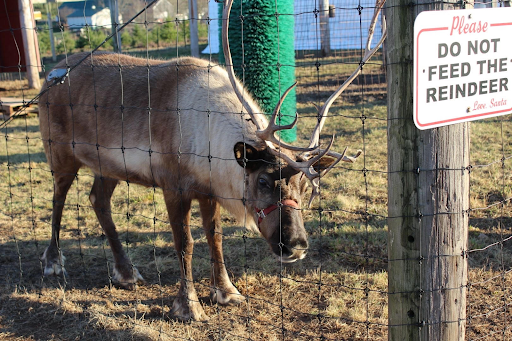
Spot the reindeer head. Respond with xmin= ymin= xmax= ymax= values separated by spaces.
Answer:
xmin=233 ymin=141 xmax=342 ymax=262
xmin=222 ymin=0 xmax=386 ymax=262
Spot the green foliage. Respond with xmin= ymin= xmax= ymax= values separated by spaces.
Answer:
xmin=121 ymin=30 xmax=133 ymax=49
xmin=75 ymin=35 xmax=88 ymax=49
xmin=157 ymin=21 xmax=177 ymax=44
xmin=131 ymin=24 xmax=148 ymax=48
xmin=198 ymin=21 xmax=208 ymax=40
xmin=37 ymin=29 xmax=51 ymax=55
xmin=175 ymin=20 xmax=190 ymax=45
xmin=88 ymin=29 xmax=111 ymax=49
xmin=75 ymin=29 xmax=111 ymax=50
xmin=56 ymin=31 xmax=76 ymax=54
xmin=120 ymin=19 xmax=207 ymax=50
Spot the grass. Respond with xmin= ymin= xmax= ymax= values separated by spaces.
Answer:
xmin=0 ymin=49 xmax=511 ymax=340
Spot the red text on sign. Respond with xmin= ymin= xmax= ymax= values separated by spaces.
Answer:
xmin=450 ymin=15 xmax=488 ymax=35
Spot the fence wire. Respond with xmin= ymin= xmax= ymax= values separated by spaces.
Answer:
xmin=0 ymin=0 xmax=510 ymax=340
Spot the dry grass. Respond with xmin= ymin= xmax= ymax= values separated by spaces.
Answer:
xmin=0 ymin=50 xmax=511 ymax=340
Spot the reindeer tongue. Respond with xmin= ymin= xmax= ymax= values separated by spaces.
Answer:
xmin=281 ymin=199 xmax=299 ymax=209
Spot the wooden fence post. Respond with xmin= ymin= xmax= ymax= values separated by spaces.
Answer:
xmin=188 ymin=0 xmax=199 ymax=57
xmin=46 ymin=2 xmax=56 ymax=62
xmin=386 ymin=0 xmax=469 ymax=340
xmin=109 ymin=0 xmax=121 ymax=53
xmin=319 ymin=0 xmax=331 ymax=57
xmin=19 ymin=0 xmax=40 ymax=89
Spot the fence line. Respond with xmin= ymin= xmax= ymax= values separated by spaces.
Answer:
xmin=0 ymin=0 xmax=510 ymax=340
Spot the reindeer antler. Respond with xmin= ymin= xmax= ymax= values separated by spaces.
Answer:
xmin=222 ymin=0 xmax=387 ymax=206
xmin=255 ymin=82 xmax=316 ymax=152
xmin=221 ymin=3 xmax=261 ymax=130
xmin=222 ymin=0 xmax=311 ymax=153
xmin=308 ymin=0 xmax=387 ymax=151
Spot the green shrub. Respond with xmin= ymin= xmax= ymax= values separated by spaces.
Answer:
xmin=56 ymin=31 xmax=76 ymax=54
xmin=121 ymin=30 xmax=133 ymax=49
xmin=89 ymin=29 xmax=111 ymax=49
xmin=75 ymin=29 xmax=112 ymax=50
xmin=179 ymin=20 xmax=190 ymax=43
xmin=158 ymin=21 xmax=177 ymax=44
xmin=131 ymin=24 xmax=147 ymax=48
xmin=198 ymin=21 xmax=208 ymax=40
xmin=75 ymin=34 xmax=89 ymax=49
xmin=37 ymin=29 xmax=51 ymax=55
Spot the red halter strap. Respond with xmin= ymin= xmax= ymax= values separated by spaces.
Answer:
xmin=255 ymin=199 xmax=299 ymax=225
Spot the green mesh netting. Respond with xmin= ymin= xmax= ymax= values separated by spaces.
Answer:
xmin=219 ymin=0 xmax=297 ymax=142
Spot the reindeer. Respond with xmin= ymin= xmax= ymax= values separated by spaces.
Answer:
xmin=39 ymin=0 xmax=386 ymax=321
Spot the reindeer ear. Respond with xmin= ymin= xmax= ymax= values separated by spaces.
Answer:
xmin=312 ymin=155 xmax=338 ymax=174
xmin=234 ymin=142 xmax=264 ymax=171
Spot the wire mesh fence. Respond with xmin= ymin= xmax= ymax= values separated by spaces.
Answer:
xmin=0 ymin=0 xmax=510 ymax=340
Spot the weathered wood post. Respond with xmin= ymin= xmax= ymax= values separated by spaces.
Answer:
xmin=387 ymin=0 xmax=469 ymax=340
xmin=188 ymin=0 xmax=199 ymax=57
xmin=319 ymin=0 xmax=331 ymax=57
xmin=19 ymin=0 xmax=40 ymax=89
xmin=109 ymin=0 xmax=121 ymax=53
xmin=46 ymin=2 xmax=56 ymax=62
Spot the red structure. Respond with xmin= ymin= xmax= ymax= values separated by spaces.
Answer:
xmin=1 ymin=0 xmax=27 ymax=72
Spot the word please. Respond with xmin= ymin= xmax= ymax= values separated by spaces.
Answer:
xmin=450 ymin=15 xmax=488 ymax=35
xmin=426 ymin=78 xmax=508 ymax=102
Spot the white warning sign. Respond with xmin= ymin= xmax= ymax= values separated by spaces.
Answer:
xmin=414 ymin=7 xmax=512 ymax=130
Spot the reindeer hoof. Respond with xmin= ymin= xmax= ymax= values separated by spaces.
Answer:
xmin=41 ymin=247 xmax=67 ymax=277
xmin=210 ymin=286 xmax=245 ymax=306
xmin=112 ymin=265 xmax=145 ymax=290
xmin=171 ymin=296 xmax=209 ymax=322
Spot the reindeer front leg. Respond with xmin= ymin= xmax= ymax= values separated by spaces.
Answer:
xmin=41 ymin=170 xmax=77 ymax=277
xmin=90 ymin=176 xmax=144 ymax=289
xmin=198 ymin=197 xmax=245 ymax=306
xmin=164 ymin=191 xmax=209 ymax=321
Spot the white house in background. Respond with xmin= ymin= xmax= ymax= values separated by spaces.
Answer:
xmin=151 ymin=0 xmax=174 ymax=22
xmin=67 ymin=6 xmax=112 ymax=29
xmin=58 ymin=1 xmax=122 ymax=30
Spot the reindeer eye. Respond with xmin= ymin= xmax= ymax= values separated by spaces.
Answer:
xmin=258 ymin=177 xmax=271 ymax=189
